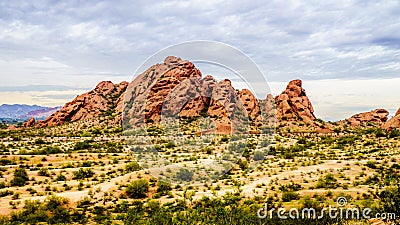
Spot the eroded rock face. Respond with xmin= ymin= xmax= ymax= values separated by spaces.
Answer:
xmin=343 ymin=109 xmax=389 ymax=126
xmin=37 ymin=81 xmax=128 ymax=127
xmin=275 ymin=79 xmax=316 ymax=123
xmin=382 ymin=108 xmax=400 ymax=130
xmin=237 ymin=89 xmax=260 ymax=121
xmin=123 ymin=56 xmax=265 ymax=134
xmin=123 ymin=56 xmax=202 ymax=126
xmin=25 ymin=118 xmax=35 ymax=127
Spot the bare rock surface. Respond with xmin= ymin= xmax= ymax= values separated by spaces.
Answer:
xmin=37 ymin=81 xmax=128 ymax=127
xmin=275 ymin=79 xmax=316 ymax=124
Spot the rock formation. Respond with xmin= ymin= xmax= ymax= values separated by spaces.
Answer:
xmin=274 ymin=79 xmax=316 ymax=124
xmin=342 ymin=109 xmax=389 ymax=126
xmin=37 ymin=81 xmax=128 ymax=127
xmin=25 ymin=117 xmax=35 ymax=127
xmin=123 ymin=56 xmax=202 ymax=126
xmin=37 ymin=56 xmax=398 ymax=133
xmin=382 ymin=108 xmax=400 ymax=130
xmin=237 ymin=89 xmax=260 ymax=121
xmin=123 ymin=56 xmax=265 ymax=134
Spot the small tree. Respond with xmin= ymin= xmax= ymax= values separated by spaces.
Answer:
xmin=126 ymin=179 xmax=149 ymax=199
xmin=11 ymin=167 xmax=29 ymax=187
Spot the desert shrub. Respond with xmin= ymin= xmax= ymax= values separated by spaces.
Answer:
xmin=282 ymin=191 xmax=300 ymax=202
xmin=8 ymin=196 xmax=76 ymax=224
xmin=377 ymin=181 xmax=400 ymax=224
xmin=73 ymin=168 xmax=94 ymax=180
xmin=253 ymin=150 xmax=264 ymax=161
xmin=176 ymin=168 xmax=193 ymax=181
xmin=366 ymin=160 xmax=377 ymax=169
xmin=157 ymin=181 xmax=172 ymax=195
xmin=11 ymin=167 xmax=29 ymax=187
xmin=238 ymin=159 xmax=249 ymax=170
xmin=74 ymin=141 xmax=92 ymax=150
xmin=0 ymin=158 xmax=14 ymax=166
xmin=19 ymin=146 xmax=62 ymax=155
xmin=374 ymin=128 xmax=387 ymax=137
xmin=388 ymin=128 xmax=400 ymax=138
xmin=125 ymin=161 xmax=141 ymax=172
xmin=93 ymin=206 xmax=112 ymax=224
xmin=220 ymin=135 xmax=229 ymax=142
xmin=315 ymin=173 xmax=338 ymax=189
xmin=81 ymin=161 xmax=92 ymax=167
xmin=56 ymin=174 xmax=66 ymax=181
xmin=38 ymin=168 xmax=50 ymax=177
xmin=126 ymin=179 xmax=149 ymax=199
xmin=279 ymin=182 xmax=302 ymax=192
xmin=34 ymin=139 xmax=46 ymax=144
xmin=0 ymin=190 xmax=13 ymax=197
xmin=165 ymin=141 xmax=176 ymax=149
xmin=302 ymin=196 xmax=323 ymax=211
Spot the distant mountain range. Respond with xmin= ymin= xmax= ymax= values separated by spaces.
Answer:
xmin=0 ymin=104 xmax=61 ymax=121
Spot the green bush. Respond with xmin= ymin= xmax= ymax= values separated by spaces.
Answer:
xmin=125 ymin=161 xmax=141 ymax=172
xmin=11 ymin=167 xmax=29 ymax=187
xmin=157 ymin=181 xmax=172 ymax=195
xmin=389 ymin=128 xmax=400 ymax=138
xmin=282 ymin=191 xmax=300 ymax=202
xmin=74 ymin=141 xmax=92 ymax=150
xmin=315 ymin=173 xmax=338 ymax=189
xmin=126 ymin=179 xmax=149 ymax=199
xmin=73 ymin=168 xmax=95 ymax=180
xmin=56 ymin=174 xmax=66 ymax=181
xmin=8 ymin=196 xmax=77 ymax=224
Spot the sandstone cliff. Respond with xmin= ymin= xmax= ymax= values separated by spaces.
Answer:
xmin=37 ymin=81 xmax=128 ymax=127
xmin=274 ymin=79 xmax=316 ymax=124
xmin=382 ymin=108 xmax=400 ymax=130
xmin=123 ymin=56 xmax=263 ymax=134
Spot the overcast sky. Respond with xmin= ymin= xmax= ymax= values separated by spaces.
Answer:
xmin=0 ymin=0 xmax=399 ymax=120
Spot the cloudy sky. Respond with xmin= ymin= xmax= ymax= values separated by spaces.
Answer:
xmin=0 ymin=0 xmax=399 ymax=120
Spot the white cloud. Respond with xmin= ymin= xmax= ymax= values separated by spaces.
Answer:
xmin=0 ymin=0 xmax=399 ymax=117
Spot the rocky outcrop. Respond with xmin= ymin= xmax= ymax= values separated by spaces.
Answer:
xmin=37 ymin=81 xmax=128 ymax=127
xmin=382 ymin=108 xmax=400 ymax=130
xmin=275 ymin=79 xmax=316 ymax=124
xmin=123 ymin=56 xmax=264 ymax=134
xmin=237 ymin=89 xmax=260 ymax=121
xmin=25 ymin=117 xmax=35 ymax=127
xmin=123 ymin=56 xmax=202 ymax=126
xmin=342 ymin=109 xmax=389 ymax=126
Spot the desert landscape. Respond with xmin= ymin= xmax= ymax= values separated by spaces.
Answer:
xmin=0 ymin=56 xmax=398 ymax=224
